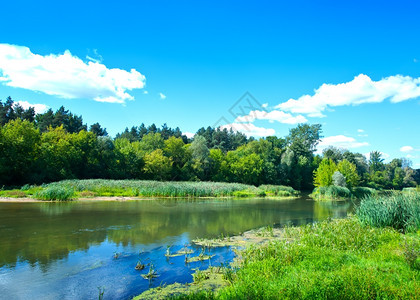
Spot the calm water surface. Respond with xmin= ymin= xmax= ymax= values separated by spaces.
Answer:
xmin=0 ymin=196 xmax=354 ymax=299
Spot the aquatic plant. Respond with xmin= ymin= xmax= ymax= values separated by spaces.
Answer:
xmin=97 ymin=286 xmax=105 ymax=300
xmin=141 ymin=264 xmax=158 ymax=280
xmin=357 ymin=193 xmax=420 ymax=232
xmin=258 ymin=185 xmax=300 ymax=197
xmin=135 ymin=260 xmax=145 ymax=270
xmin=192 ymin=268 xmax=209 ymax=283
xmin=311 ymin=185 xmax=351 ymax=200
xmin=34 ymin=186 xmax=74 ymax=201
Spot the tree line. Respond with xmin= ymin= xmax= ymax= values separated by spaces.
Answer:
xmin=0 ymin=96 xmax=418 ymax=189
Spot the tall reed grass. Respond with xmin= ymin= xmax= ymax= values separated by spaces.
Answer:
xmin=34 ymin=186 xmax=74 ymax=201
xmin=357 ymin=193 xmax=420 ymax=232
xmin=42 ymin=179 xmax=260 ymax=198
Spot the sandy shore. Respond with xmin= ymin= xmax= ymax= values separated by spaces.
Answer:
xmin=0 ymin=196 xmax=150 ymax=202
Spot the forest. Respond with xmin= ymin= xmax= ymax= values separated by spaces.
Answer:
xmin=1 ymin=96 xmax=419 ymax=191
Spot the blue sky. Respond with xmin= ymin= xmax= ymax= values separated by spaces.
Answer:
xmin=1 ymin=0 xmax=420 ymax=166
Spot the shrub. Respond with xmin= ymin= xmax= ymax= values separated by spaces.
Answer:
xmin=312 ymin=185 xmax=351 ymax=200
xmin=352 ymin=186 xmax=377 ymax=198
xmin=258 ymin=185 xmax=299 ymax=197
xmin=356 ymin=194 xmax=420 ymax=232
xmin=34 ymin=186 xmax=74 ymax=201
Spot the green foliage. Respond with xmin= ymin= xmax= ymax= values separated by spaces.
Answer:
xmin=337 ymin=159 xmax=359 ymax=188
xmin=38 ymin=179 xmax=259 ymax=198
xmin=332 ymin=171 xmax=346 ymax=187
xmin=258 ymin=185 xmax=300 ymax=197
xmin=312 ymin=185 xmax=351 ymax=200
xmin=0 ymin=119 xmax=41 ymax=185
xmin=143 ymin=149 xmax=173 ymax=180
xmin=34 ymin=186 xmax=74 ymax=201
xmin=351 ymin=186 xmax=377 ymax=198
xmin=182 ymin=218 xmax=419 ymax=300
xmin=356 ymin=194 xmax=420 ymax=232
xmin=313 ymin=158 xmax=336 ymax=187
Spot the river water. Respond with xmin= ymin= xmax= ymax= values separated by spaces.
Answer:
xmin=0 ymin=196 xmax=354 ymax=299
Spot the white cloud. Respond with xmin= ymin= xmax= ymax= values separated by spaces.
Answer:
xmin=317 ymin=135 xmax=369 ymax=152
xmin=400 ymin=145 xmax=414 ymax=153
xmin=183 ymin=132 xmax=195 ymax=138
xmin=357 ymin=129 xmax=364 ymax=133
xmin=143 ymin=90 xmax=149 ymax=94
xmin=235 ymin=109 xmax=307 ymax=124
xmin=0 ymin=43 xmax=146 ymax=104
xmin=15 ymin=100 xmax=49 ymax=114
xmin=219 ymin=123 xmax=275 ymax=137
xmin=261 ymin=103 xmax=268 ymax=108
xmin=276 ymin=74 xmax=420 ymax=117
xmin=159 ymin=93 xmax=166 ymax=99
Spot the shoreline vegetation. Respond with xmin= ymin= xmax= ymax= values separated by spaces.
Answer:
xmin=135 ymin=193 xmax=420 ymax=299
xmin=0 ymin=179 xmax=300 ymax=201
xmin=1 ymin=179 xmax=418 ymax=202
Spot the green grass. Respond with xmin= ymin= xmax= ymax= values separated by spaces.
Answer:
xmin=258 ymin=185 xmax=300 ymax=197
xmin=4 ymin=179 xmax=296 ymax=199
xmin=33 ymin=186 xmax=74 ymax=201
xmin=357 ymin=193 xmax=420 ymax=233
xmin=311 ymin=185 xmax=351 ymax=200
xmin=177 ymin=217 xmax=420 ymax=299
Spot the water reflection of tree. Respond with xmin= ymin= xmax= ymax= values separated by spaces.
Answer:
xmin=0 ymin=198 xmax=354 ymax=269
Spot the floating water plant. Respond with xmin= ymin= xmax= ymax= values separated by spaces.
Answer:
xmin=141 ymin=264 xmax=159 ymax=280
xmin=135 ymin=260 xmax=145 ymax=270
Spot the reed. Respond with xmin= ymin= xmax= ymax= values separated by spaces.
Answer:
xmin=356 ymin=193 xmax=420 ymax=232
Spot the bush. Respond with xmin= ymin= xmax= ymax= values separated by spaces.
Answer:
xmin=34 ymin=186 xmax=74 ymax=201
xmin=312 ymin=185 xmax=351 ymax=200
xmin=258 ymin=185 xmax=299 ymax=197
xmin=352 ymin=186 xmax=377 ymax=198
xmin=356 ymin=194 xmax=420 ymax=232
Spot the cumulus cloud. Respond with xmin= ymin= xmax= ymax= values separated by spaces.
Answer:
xmin=261 ymin=103 xmax=268 ymax=108
xmin=317 ymin=135 xmax=369 ymax=152
xmin=235 ymin=109 xmax=307 ymax=124
xmin=276 ymin=74 xmax=420 ymax=117
xmin=219 ymin=123 xmax=275 ymax=137
xmin=15 ymin=100 xmax=49 ymax=114
xmin=0 ymin=43 xmax=146 ymax=104
xmin=183 ymin=132 xmax=195 ymax=138
xmin=159 ymin=93 xmax=166 ymax=100
xmin=400 ymin=145 xmax=414 ymax=153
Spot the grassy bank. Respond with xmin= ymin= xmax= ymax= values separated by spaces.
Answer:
xmin=162 ymin=217 xmax=419 ymax=299
xmin=138 ymin=194 xmax=420 ymax=299
xmin=0 ymin=179 xmax=300 ymax=201
xmin=309 ymin=185 xmax=413 ymax=201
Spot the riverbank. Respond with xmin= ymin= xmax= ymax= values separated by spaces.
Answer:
xmin=135 ymin=216 xmax=420 ymax=299
xmin=0 ymin=179 xmax=300 ymax=201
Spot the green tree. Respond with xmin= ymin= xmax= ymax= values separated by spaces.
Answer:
xmin=188 ymin=135 xmax=210 ymax=180
xmin=314 ymin=158 xmax=337 ymax=187
xmin=89 ymin=122 xmax=108 ymax=136
xmin=0 ymin=119 xmax=41 ymax=185
xmin=332 ymin=171 xmax=346 ymax=187
xmin=369 ymin=151 xmax=384 ymax=173
xmin=164 ymin=136 xmax=187 ymax=179
xmin=138 ymin=132 xmax=164 ymax=153
xmin=143 ymin=149 xmax=173 ymax=180
xmin=337 ymin=159 xmax=359 ymax=188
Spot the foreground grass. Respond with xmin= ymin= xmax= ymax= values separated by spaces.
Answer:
xmin=0 ymin=179 xmax=300 ymax=200
xmin=171 ymin=217 xmax=419 ymax=299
